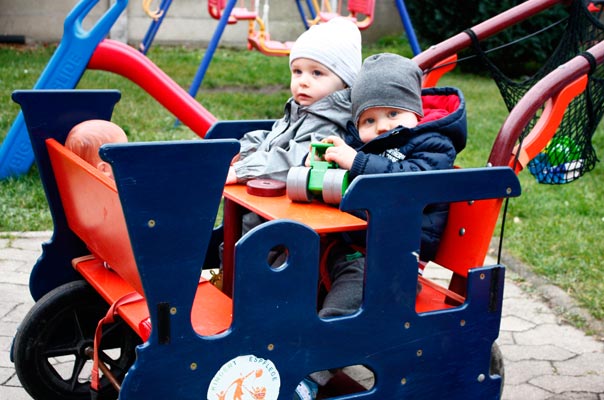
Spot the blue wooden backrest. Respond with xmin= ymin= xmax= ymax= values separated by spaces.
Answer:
xmin=13 ymin=89 xmax=122 ymax=300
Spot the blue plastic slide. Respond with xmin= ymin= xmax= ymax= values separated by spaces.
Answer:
xmin=0 ymin=0 xmax=127 ymax=179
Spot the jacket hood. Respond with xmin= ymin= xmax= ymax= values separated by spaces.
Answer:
xmin=346 ymin=86 xmax=467 ymax=153
xmin=416 ymin=86 xmax=467 ymax=153
xmin=288 ymin=88 xmax=352 ymax=132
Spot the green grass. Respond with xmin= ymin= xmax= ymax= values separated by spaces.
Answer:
xmin=1 ymin=41 xmax=603 ymax=323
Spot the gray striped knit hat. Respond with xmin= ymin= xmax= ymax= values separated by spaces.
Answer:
xmin=352 ymin=53 xmax=424 ymax=124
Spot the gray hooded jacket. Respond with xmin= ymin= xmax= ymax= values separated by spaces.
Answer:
xmin=233 ymin=88 xmax=352 ymax=182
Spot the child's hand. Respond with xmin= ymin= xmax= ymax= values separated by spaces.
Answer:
xmin=225 ymin=166 xmax=238 ymax=185
xmin=304 ymin=153 xmax=311 ymax=167
xmin=323 ymin=136 xmax=357 ymax=170
xmin=231 ymin=153 xmax=240 ymax=165
xmin=303 ymin=143 xmax=314 ymax=167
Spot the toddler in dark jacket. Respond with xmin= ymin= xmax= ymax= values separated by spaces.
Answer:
xmin=298 ymin=53 xmax=468 ymax=399
xmin=318 ymin=52 xmax=467 ymax=318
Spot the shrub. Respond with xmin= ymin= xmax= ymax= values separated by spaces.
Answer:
xmin=406 ymin=0 xmax=570 ymax=77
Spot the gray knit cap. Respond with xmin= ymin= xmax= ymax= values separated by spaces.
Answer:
xmin=289 ymin=18 xmax=362 ymax=88
xmin=352 ymin=53 xmax=424 ymax=125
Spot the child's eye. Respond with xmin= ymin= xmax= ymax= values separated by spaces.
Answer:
xmin=388 ymin=110 xmax=400 ymax=118
xmin=361 ymin=117 xmax=375 ymax=125
xmin=312 ymin=70 xmax=323 ymax=77
xmin=292 ymin=68 xmax=302 ymax=75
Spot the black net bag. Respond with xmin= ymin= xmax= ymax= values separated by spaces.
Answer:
xmin=470 ymin=0 xmax=604 ymax=184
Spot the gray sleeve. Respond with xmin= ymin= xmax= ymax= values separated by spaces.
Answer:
xmin=238 ymin=129 xmax=269 ymax=159
xmin=234 ymin=109 xmax=349 ymax=182
xmin=233 ymin=137 xmax=313 ymax=182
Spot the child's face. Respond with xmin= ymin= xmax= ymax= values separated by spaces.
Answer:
xmin=357 ymin=107 xmax=419 ymax=143
xmin=290 ymin=58 xmax=346 ymax=106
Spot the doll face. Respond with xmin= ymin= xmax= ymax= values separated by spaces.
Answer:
xmin=357 ymin=107 xmax=419 ymax=142
xmin=290 ymin=58 xmax=346 ymax=107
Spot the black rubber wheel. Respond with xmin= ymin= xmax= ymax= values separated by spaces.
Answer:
xmin=13 ymin=280 xmax=140 ymax=400
xmin=491 ymin=342 xmax=505 ymax=397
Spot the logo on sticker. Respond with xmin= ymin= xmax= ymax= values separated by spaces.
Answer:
xmin=207 ymin=355 xmax=281 ymax=400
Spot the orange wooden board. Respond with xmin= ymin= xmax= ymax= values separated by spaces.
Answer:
xmin=223 ymin=184 xmax=367 ymax=233
xmin=74 ymin=257 xmax=232 ymax=339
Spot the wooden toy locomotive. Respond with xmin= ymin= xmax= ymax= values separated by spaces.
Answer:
xmin=11 ymin=89 xmax=514 ymax=399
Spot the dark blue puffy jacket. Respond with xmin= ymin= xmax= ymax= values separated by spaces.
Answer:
xmin=345 ymin=86 xmax=467 ymax=261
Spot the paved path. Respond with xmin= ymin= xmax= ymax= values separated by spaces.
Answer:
xmin=1 ymin=232 xmax=603 ymax=399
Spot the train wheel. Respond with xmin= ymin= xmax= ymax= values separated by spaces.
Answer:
xmin=491 ymin=342 xmax=505 ymax=396
xmin=322 ymin=169 xmax=349 ymax=205
xmin=287 ymin=166 xmax=312 ymax=202
xmin=13 ymin=280 xmax=140 ymax=400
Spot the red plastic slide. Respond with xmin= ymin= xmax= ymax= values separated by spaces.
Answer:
xmin=88 ymin=39 xmax=217 ymax=137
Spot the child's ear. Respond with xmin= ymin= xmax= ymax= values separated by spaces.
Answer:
xmin=97 ymin=161 xmax=114 ymax=179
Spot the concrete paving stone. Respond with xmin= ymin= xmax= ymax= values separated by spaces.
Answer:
xmin=0 ymin=294 xmax=33 ymax=312
xmin=0 ymin=248 xmax=41 ymax=263
xmin=501 ymin=278 xmax=525 ymax=298
xmin=0 ymin=270 xmax=33 ymax=285
xmin=0 ymin=260 xmax=30 ymax=273
xmin=342 ymin=365 xmax=374 ymax=389
xmin=0 ymin=365 xmax=14 ymax=385
xmin=499 ymin=344 xmax=575 ymax=362
xmin=513 ymin=324 xmax=604 ymax=353
xmin=501 ymin=297 xmax=559 ymax=324
xmin=553 ymin=352 xmax=604 ymax=375
xmin=0 ymin=283 xmax=34 ymax=303
xmin=0 ymin=334 xmax=15 ymax=354
xmin=13 ymin=231 xmax=52 ymax=239
xmin=9 ymin=237 xmax=48 ymax=252
xmin=2 ymin=302 xmax=35 ymax=324
xmin=0 ymin=232 xmax=49 ymax=240
xmin=501 ymin=315 xmax=537 ymax=332
xmin=530 ymin=375 xmax=604 ymax=395
xmin=0 ymin=258 xmax=30 ymax=273
xmin=0 ymin=355 xmax=16 ymax=370
xmin=0 ymin=353 xmax=14 ymax=370
xmin=497 ymin=331 xmax=515 ymax=345
xmin=0 ymin=320 xmax=20 ymax=337
xmin=0 ymin=302 xmax=23 ymax=320
xmin=502 ymin=359 xmax=554 ymax=385
xmin=0 ymin=270 xmax=31 ymax=285
xmin=0 ymin=384 xmax=33 ymax=400
xmin=546 ymin=392 xmax=601 ymax=400
xmin=5 ymin=372 xmax=25 ymax=387
xmin=501 ymin=382 xmax=553 ymax=400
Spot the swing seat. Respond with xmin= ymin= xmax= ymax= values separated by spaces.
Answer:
xmin=230 ymin=7 xmax=257 ymax=21
xmin=588 ymin=1 xmax=603 ymax=12
xmin=315 ymin=0 xmax=375 ymax=30
xmin=247 ymin=31 xmax=294 ymax=57
xmin=208 ymin=0 xmax=257 ymax=24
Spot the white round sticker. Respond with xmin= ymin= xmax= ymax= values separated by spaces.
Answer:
xmin=207 ymin=355 xmax=281 ymax=400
